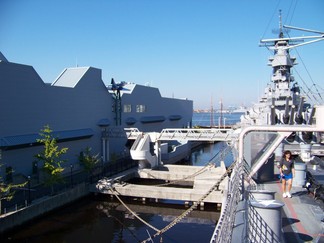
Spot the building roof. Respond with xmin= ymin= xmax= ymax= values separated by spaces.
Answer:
xmin=0 ymin=51 xmax=8 ymax=62
xmin=52 ymin=67 xmax=89 ymax=88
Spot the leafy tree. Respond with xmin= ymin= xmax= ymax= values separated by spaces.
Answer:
xmin=78 ymin=147 xmax=100 ymax=181
xmin=35 ymin=125 xmax=68 ymax=194
xmin=0 ymin=165 xmax=27 ymax=214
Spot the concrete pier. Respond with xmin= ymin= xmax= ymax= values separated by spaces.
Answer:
xmin=93 ymin=164 xmax=228 ymax=204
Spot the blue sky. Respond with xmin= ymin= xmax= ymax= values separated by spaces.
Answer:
xmin=1 ymin=0 xmax=323 ymax=109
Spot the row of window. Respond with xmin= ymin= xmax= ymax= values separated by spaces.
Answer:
xmin=123 ymin=104 xmax=146 ymax=113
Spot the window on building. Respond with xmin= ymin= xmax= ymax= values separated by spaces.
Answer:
xmin=136 ymin=105 xmax=146 ymax=113
xmin=124 ymin=104 xmax=132 ymax=113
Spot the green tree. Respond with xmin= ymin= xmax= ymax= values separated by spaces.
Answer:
xmin=0 ymin=165 xmax=27 ymax=215
xmin=35 ymin=125 xmax=68 ymax=194
xmin=78 ymin=147 xmax=100 ymax=181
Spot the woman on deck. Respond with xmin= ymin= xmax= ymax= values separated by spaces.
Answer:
xmin=279 ymin=150 xmax=295 ymax=198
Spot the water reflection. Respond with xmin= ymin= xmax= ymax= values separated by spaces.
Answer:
xmin=189 ymin=141 xmax=233 ymax=167
xmin=96 ymin=198 xmax=219 ymax=242
xmin=2 ymin=142 xmax=226 ymax=243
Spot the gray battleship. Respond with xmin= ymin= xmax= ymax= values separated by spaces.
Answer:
xmin=211 ymin=12 xmax=324 ymax=243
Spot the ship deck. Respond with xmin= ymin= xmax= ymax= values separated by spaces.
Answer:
xmin=262 ymin=163 xmax=324 ymax=243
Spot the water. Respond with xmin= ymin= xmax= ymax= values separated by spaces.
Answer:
xmin=1 ymin=145 xmax=223 ymax=243
xmin=192 ymin=112 xmax=243 ymax=127
xmin=1 ymin=114 xmax=241 ymax=243
xmin=189 ymin=141 xmax=234 ymax=167
xmin=2 ymin=143 xmax=227 ymax=243
xmin=2 ymin=195 xmax=219 ymax=243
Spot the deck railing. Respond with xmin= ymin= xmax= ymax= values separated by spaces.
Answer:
xmin=210 ymin=156 xmax=247 ymax=243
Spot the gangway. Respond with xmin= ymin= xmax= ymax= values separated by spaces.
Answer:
xmin=124 ymin=127 xmax=238 ymax=169
xmin=125 ymin=127 xmax=238 ymax=142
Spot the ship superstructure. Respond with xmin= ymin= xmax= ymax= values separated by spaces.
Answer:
xmin=211 ymin=14 xmax=324 ymax=243
xmin=241 ymin=13 xmax=323 ymax=127
xmin=239 ymin=12 xmax=324 ymax=159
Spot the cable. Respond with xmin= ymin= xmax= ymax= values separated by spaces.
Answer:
xmin=263 ymin=29 xmax=323 ymax=105
xmin=105 ymin=153 xmax=236 ymax=243
xmin=285 ymin=0 xmax=298 ymax=25
xmin=141 ymin=142 xmax=233 ymax=187
xmin=109 ymin=188 xmax=161 ymax=233
xmin=292 ymin=68 xmax=322 ymax=104
xmin=102 ymin=144 xmax=236 ymax=242
xmin=261 ymin=0 xmax=282 ymax=40
xmin=293 ymin=48 xmax=323 ymax=102
xmin=141 ymin=160 xmax=238 ymax=243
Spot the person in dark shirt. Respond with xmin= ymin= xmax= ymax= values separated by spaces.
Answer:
xmin=279 ymin=150 xmax=295 ymax=198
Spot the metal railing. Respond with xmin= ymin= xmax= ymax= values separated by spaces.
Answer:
xmin=210 ymin=156 xmax=246 ymax=243
xmin=158 ymin=128 xmax=234 ymax=141
xmin=1 ymin=157 xmax=137 ymax=216
xmin=124 ymin=127 xmax=238 ymax=142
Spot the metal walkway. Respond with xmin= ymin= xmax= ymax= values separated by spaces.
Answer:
xmin=125 ymin=127 xmax=237 ymax=142
xmin=210 ymin=121 xmax=324 ymax=243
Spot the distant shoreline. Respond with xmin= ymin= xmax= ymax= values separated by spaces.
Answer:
xmin=193 ymin=110 xmax=246 ymax=114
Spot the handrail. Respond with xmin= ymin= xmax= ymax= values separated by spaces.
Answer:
xmin=159 ymin=128 xmax=233 ymax=141
xmin=124 ymin=128 xmax=238 ymax=142
xmin=210 ymin=156 xmax=245 ymax=243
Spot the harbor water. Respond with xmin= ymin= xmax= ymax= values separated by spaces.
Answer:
xmin=1 ymin=113 xmax=242 ymax=243
xmin=192 ymin=112 xmax=243 ymax=127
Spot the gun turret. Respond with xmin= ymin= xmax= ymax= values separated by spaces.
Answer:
xmin=307 ymin=106 xmax=315 ymax=125
xmin=286 ymin=132 xmax=296 ymax=143
xmin=302 ymin=106 xmax=315 ymax=143
xmin=302 ymin=132 xmax=313 ymax=143
xmin=270 ymin=98 xmax=278 ymax=125
xmin=289 ymin=105 xmax=295 ymax=125
xmin=282 ymin=96 xmax=290 ymax=124
xmin=295 ymin=97 xmax=304 ymax=124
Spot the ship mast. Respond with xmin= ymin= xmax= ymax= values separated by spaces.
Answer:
xmin=210 ymin=96 xmax=214 ymax=127
xmin=278 ymin=9 xmax=284 ymax=39
xmin=219 ymin=98 xmax=223 ymax=128
xmin=240 ymin=10 xmax=323 ymax=138
xmin=259 ymin=10 xmax=324 ymax=104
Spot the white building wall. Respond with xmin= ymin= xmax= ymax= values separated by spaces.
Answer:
xmin=0 ymin=57 xmax=193 ymax=178
xmin=0 ymin=61 xmax=111 ymax=176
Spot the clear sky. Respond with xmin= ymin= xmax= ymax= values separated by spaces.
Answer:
xmin=1 ymin=0 xmax=323 ymax=109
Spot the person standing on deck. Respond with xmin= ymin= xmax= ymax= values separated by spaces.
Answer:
xmin=280 ymin=150 xmax=295 ymax=198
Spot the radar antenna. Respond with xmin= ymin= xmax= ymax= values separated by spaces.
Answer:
xmin=282 ymin=25 xmax=324 ymax=49
xmin=261 ymin=19 xmax=324 ymax=50
xmin=108 ymin=78 xmax=127 ymax=126
xmin=279 ymin=9 xmax=284 ymax=38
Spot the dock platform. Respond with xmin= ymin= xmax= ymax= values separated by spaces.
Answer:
xmin=92 ymin=164 xmax=228 ymax=204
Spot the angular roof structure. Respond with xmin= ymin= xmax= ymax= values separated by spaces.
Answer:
xmin=0 ymin=51 xmax=8 ymax=62
xmin=52 ymin=67 xmax=89 ymax=88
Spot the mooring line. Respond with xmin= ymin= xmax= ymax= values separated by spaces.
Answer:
xmin=144 ymin=143 xmax=234 ymax=188
xmin=141 ymin=160 xmax=237 ymax=243
xmin=105 ymin=145 xmax=236 ymax=242
xmin=109 ymin=187 xmax=161 ymax=233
